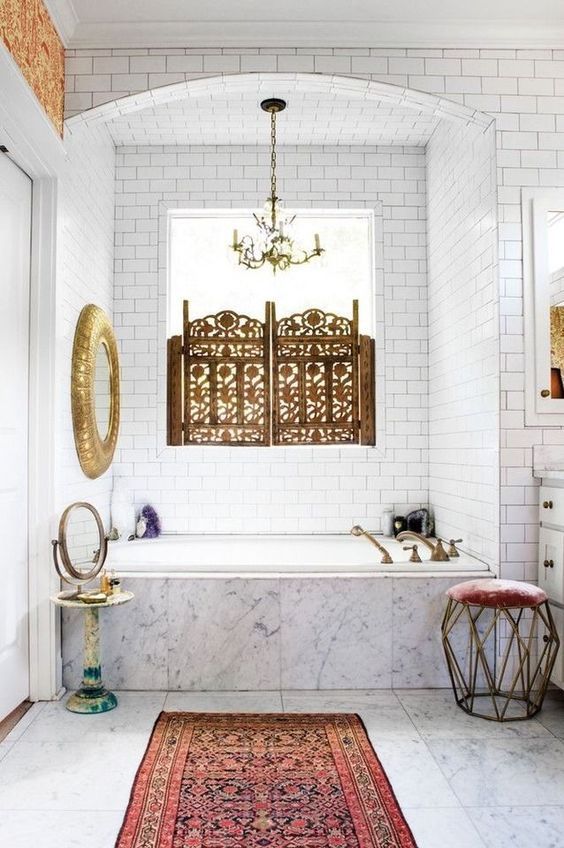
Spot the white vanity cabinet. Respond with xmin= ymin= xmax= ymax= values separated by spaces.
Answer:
xmin=539 ymin=483 xmax=564 ymax=689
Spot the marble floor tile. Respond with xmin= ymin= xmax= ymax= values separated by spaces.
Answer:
xmin=0 ymin=744 xmax=11 ymax=764
xmin=366 ymin=735 xmax=461 ymax=809
xmin=534 ymin=695 xmax=564 ymax=739
xmin=0 ymin=738 xmax=147 ymax=811
xmin=467 ymin=806 xmax=564 ymax=848
xmin=282 ymin=688 xmax=401 ymax=710
xmin=0 ymin=811 xmax=124 ymax=848
xmin=397 ymin=691 xmax=553 ymax=740
xmin=20 ymin=691 xmax=167 ymax=743
xmin=427 ymin=736 xmax=564 ymax=807
xmin=282 ymin=690 xmax=418 ymax=738
xmin=164 ymin=690 xmax=283 ymax=712
xmin=403 ymin=807 xmax=486 ymax=848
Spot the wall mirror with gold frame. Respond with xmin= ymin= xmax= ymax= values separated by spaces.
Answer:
xmin=523 ymin=189 xmax=564 ymax=425
xmin=71 ymin=304 xmax=120 ymax=478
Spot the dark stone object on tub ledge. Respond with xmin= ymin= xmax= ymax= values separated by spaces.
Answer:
xmin=405 ymin=508 xmax=434 ymax=538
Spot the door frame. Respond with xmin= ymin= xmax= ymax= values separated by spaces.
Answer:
xmin=0 ymin=43 xmax=66 ymax=700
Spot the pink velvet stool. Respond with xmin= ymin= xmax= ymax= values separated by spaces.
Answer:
xmin=441 ymin=578 xmax=560 ymax=721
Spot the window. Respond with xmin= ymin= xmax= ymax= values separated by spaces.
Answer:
xmin=167 ymin=210 xmax=376 ymax=447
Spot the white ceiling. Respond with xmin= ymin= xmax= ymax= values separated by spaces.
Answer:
xmin=106 ymin=85 xmax=441 ymax=148
xmin=46 ymin=0 xmax=564 ymax=48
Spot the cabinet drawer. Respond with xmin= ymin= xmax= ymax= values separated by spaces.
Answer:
xmin=538 ymin=527 xmax=564 ymax=605
xmin=549 ymin=604 xmax=564 ymax=689
xmin=539 ymin=485 xmax=564 ymax=527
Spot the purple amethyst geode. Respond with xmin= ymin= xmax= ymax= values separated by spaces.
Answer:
xmin=140 ymin=504 xmax=161 ymax=538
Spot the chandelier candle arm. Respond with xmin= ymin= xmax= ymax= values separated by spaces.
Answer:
xmin=231 ymin=98 xmax=325 ymax=273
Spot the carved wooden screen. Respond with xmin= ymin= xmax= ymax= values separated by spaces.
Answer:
xmin=272 ymin=302 xmax=360 ymax=445
xmin=169 ymin=301 xmax=271 ymax=445
xmin=167 ymin=300 xmax=375 ymax=447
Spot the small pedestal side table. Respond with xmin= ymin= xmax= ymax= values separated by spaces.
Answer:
xmin=51 ymin=590 xmax=134 ymax=714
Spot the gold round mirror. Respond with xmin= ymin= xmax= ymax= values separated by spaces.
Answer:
xmin=94 ymin=341 xmax=112 ymax=441
xmin=52 ymin=501 xmax=108 ymax=586
xmin=71 ymin=305 xmax=120 ymax=479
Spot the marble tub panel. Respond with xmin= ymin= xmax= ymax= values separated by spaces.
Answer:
xmin=62 ymin=578 xmax=168 ymax=691
xmin=280 ymin=577 xmax=393 ymax=689
xmin=391 ymin=576 xmax=491 ymax=688
xmin=167 ymin=578 xmax=281 ymax=690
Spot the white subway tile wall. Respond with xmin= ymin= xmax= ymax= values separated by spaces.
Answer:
xmin=56 ymin=121 xmax=116 ymax=526
xmin=112 ymin=144 xmax=428 ymax=536
xmin=427 ymin=121 xmax=499 ymax=566
xmin=62 ymin=47 xmax=564 ymax=578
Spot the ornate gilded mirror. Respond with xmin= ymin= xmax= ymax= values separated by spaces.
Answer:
xmin=71 ymin=304 xmax=120 ymax=478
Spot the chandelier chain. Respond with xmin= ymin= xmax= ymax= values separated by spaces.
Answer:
xmin=270 ymin=109 xmax=277 ymax=206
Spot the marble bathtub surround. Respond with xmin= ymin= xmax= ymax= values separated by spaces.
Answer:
xmin=62 ymin=575 xmax=487 ymax=691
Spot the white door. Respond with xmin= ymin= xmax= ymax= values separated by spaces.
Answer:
xmin=0 ymin=153 xmax=31 ymax=720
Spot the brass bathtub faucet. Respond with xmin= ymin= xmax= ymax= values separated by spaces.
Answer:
xmin=350 ymin=525 xmax=393 ymax=564
xmin=395 ymin=531 xmax=450 ymax=562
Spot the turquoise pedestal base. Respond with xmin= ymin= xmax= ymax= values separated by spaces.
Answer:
xmin=66 ymin=606 xmax=118 ymax=714
xmin=66 ymin=686 xmax=118 ymax=714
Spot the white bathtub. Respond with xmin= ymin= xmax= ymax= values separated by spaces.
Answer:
xmin=107 ymin=534 xmax=491 ymax=577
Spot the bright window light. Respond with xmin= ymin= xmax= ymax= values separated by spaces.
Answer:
xmin=168 ymin=209 xmax=375 ymax=335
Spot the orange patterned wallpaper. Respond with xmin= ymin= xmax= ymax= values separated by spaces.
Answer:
xmin=0 ymin=0 xmax=64 ymax=135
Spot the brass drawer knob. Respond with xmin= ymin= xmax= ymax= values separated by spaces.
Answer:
xmin=541 ymin=389 xmax=551 ymax=397
xmin=544 ymin=559 xmax=554 ymax=568
xmin=543 ymin=500 xmax=554 ymax=509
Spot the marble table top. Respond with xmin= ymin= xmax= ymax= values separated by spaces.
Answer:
xmin=51 ymin=590 xmax=134 ymax=610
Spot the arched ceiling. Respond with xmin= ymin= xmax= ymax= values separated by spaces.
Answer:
xmin=105 ymin=84 xmax=441 ymax=147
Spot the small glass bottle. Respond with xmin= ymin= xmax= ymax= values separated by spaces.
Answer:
xmin=382 ymin=508 xmax=394 ymax=537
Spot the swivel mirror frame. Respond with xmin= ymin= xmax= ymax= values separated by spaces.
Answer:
xmin=71 ymin=304 xmax=120 ymax=479
xmin=52 ymin=501 xmax=108 ymax=589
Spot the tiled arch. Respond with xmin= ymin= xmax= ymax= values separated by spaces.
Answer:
xmin=65 ymin=71 xmax=493 ymax=132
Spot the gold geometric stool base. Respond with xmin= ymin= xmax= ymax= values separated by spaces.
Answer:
xmin=441 ymin=579 xmax=560 ymax=722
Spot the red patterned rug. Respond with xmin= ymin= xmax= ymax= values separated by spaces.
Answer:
xmin=116 ymin=712 xmax=416 ymax=848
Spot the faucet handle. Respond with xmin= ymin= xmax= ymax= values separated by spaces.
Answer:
xmin=447 ymin=538 xmax=462 ymax=557
xmin=403 ymin=544 xmax=422 ymax=563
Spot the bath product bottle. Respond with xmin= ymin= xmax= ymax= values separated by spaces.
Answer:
xmin=109 ymin=570 xmax=121 ymax=595
xmin=382 ymin=509 xmax=394 ymax=537
xmin=111 ymin=486 xmax=135 ymax=542
xmin=99 ymin=569 xmax=110 ymax=594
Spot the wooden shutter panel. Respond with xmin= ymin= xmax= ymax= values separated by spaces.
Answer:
xmin=167 ymin=334 xmax=183 ymax=445
xmin=359 ymin=334 xmax=376 ymax=446
xmin=272 ymin=301 xmax=360 ymax=445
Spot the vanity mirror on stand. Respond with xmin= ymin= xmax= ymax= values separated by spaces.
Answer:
xmin=51 ymin=501 xmax=133 ymax=713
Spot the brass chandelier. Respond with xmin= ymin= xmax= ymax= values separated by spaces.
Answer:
xmin=231 ymin=98 xmax=324 ymax=273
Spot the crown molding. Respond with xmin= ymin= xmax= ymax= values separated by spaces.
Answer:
xmin=43 ymin=0 xmax=79 ymax=46
xmin=65 ymin=19 xmax=564 ymax=50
